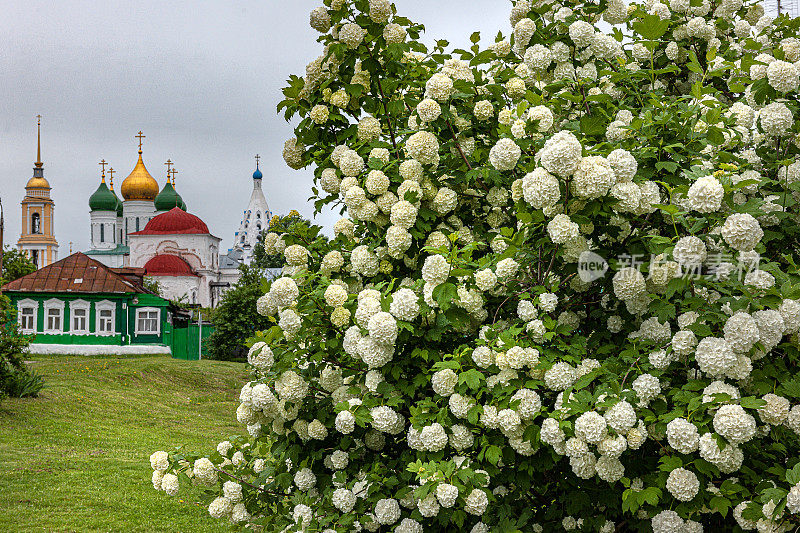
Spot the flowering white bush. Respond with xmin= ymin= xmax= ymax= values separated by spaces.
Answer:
xmin=151 ymin=0 xmax=800 ymax=531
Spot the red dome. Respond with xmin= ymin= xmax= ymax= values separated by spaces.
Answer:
xmin=143 ymin=254 xmax=197 ymax=277
xmin=133 ymin=207 xmax=209 ymax=235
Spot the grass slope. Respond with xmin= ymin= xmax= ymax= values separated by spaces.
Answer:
xmin=0 ymin=354 xmax=247 ymax=532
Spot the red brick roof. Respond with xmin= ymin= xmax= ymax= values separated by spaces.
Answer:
xmin=1 ymin=252 xmax=149 ymax=294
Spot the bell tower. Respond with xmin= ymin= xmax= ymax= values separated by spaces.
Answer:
xmin=17 ymin=116 xmax=59 ymax=268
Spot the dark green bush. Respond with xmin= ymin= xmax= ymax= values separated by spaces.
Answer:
xmin=0 ymin=293 xmax=41 ymax=399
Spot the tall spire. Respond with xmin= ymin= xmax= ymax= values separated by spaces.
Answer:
xmin=35 ymin=115 xmax=43 ymax=168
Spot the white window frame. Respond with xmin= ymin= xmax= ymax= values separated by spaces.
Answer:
xmin=95 ymin=300 xmax=116 ymax=336
xmin=17 ymin=299 xmax=38 ymax=333
xmin=135 ymin=307 xmax=161 ymax=336
xmin=43 ymin=298 xmax=65 ymax=334
xmin=69 ymin=299 xmax=91 ymax=334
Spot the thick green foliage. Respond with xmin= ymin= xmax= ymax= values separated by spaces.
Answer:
xmin=0 ymin=294 xmax=39 ymax=400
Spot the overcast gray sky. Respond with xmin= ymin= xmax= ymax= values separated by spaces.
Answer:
xmin=1 ymin=1 xmax=509 ymax=254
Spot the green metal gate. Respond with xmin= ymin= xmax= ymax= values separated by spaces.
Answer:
xmin=170 ymin=322 xmax=213 ymax=360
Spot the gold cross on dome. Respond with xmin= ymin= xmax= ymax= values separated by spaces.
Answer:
xmin=255 ymin=154 xmax=261 ymax=167
xmin=99 ymin=159 xmax=107 ymax=176
xmin=108 ymin=167 xmax=115 ymax=187
xmin=164 ymin=159 xmax=173 ymax=177
xmin=135 ymin=131 xmax=146 ymax=150
xmin=169 ymin=167 xmax=178 ymax=186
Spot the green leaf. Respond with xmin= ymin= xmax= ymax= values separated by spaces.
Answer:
xmin=573 ymin=369 xmax=601 ymax=391
xmin=432 ymin=282 xmax=458 ymax=311
xmin=710 ymin=496 xmax=731 ymax=517
xmin=659 ymin=455 xmax=683 ymax=472
xmin=687 ymin=50 xmax=703 ymax=74
xmin=740 ymin=396 xmax=767 ymax=409
xmin=655 ymin=161 xmax=679 ymax=174
xmin=786 ymin=462 xmax=800 ymax=485
xmin=706 ymin=127 xmax=724 ymax=145
xmin=485 ymin=445 xmax=502 ymax=465
xmin=579 ymin=114 xmax=606 ymax=136
xmin=632 ymin=14 xmax=671 ymax=40
xmin=432 ymin=360 xmax=460 ymax=371
xmin=779 ymin=377 xmax=800 ymax=399
xmin=652 ymin=203 xmax=680 ymax=215
xmin=459 ymin=368 xmax=485 ymax=391
xmin=445 ymin=308 xmax=471 ymax=329
xmin=640 ymin=486 xmax=661 ymax=506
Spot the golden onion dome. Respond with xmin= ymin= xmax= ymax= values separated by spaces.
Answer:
xmin=26 ymin=176 xmax=50 ymax=188
xmin=121 ymin=150 xmax=159 ymax=201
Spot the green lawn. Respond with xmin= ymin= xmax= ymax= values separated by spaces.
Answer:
xmin=0 ymin=354 xmax=247 ymax=532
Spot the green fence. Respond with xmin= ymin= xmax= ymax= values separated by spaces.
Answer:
xmin=165 ymin=321 xmax=214 ymax=361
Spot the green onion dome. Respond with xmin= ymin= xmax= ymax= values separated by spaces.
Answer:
xmin=89 ymin=180 xmax=118 ymax=212
xmin=154 ymin=182 xmax=186 ymax=212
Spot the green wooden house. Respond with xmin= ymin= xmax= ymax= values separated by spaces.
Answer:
xmin=1 ymin=252 xmax=174 ymax=355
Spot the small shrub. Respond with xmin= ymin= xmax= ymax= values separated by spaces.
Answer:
xmin=2 ymin=365 xmax=44 ymax=398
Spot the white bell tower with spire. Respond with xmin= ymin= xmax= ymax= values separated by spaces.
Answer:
xmin=230 ymin=155 xmax=271 ymax=264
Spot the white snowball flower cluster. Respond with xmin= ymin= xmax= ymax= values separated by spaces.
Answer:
xmin=489 ymin=138 xmax=522 ymax=171
xmin=431 ymin=368 xmax=457 ymax=396
xmin=527 ymin=106 xmax=554 ymax=132
xmin=339 ymin=22 xmax=367 ymax=49
xmin=612 ymin=267 xmax=646 ymax=300
xmin=666 ymin=468 xmax=699 ymax=501
xmin=760 ymin=102 xmax=793 ymax=136
xmin=694 ymin=337 xmax=736 ymax=376
xmin=721 ymin=213 xmax=763 ymax=252
xmin=522 ymin=168 xmax=561 ymax=209
xmin=766 ymin=60 xmax=799 ymax=93
xmin=547 ymin=214 xmax=580 ymax=244
xmin=666 ymin=418 xmax=699 ymax=453
xmin=540 ymin=131 xmax=582 ymax=177
xmin=686 ymin=176 xmax=724 ymax=212
xmin=632 ymin=374 xmax=661 ymax=403
xmin=713 ymin=404 xmax=757 ymax=444
xmin=425 ymin=73 xmax=454 ymax=102
xmin=607 ymin=149 xmax=637 ymax=181
xmin=405 ymin=131 xmax=440 ymax=165
xmin=332 ymin=488 xmax=357 ymax=513
xmin=673 ymin=236 xmax=707 ymax=266
xmin=416 ymin=98 xmax=441 ymax=123
xmin=436 ymin=483 xmax=459 ymax=508
xmin=759 ymin=393 xmax=790 ymax=425
xmin=422 ymin=254 xmax=450 ymax=286
xmin=572 ymin=156 xmax=615 ymax=199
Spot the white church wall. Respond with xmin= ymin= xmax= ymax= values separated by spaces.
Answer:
xmin=128 ymin=234 xmax=221 ymax=271
xmin=148 ymin=275 xmax=201 ymax=305
xmin=89 ymin=211 xmax=118 ymax=250
xmin=86 ymin=252 xmax=126 ymax=268
xmin=122 ymin=200 xmax=157 ymax=243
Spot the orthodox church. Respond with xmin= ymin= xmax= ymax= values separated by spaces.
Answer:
xmin=84 ymin=132 xmax=242 ymax=307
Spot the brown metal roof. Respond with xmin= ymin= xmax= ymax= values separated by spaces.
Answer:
xmin=1 ymin=252 xmax=148 ymax=294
